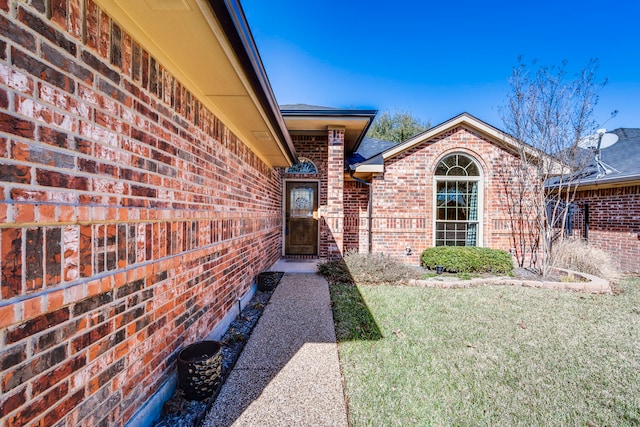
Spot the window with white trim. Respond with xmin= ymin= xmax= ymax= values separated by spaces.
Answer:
xmin=434 ymin=154 xmax=481 ymax=246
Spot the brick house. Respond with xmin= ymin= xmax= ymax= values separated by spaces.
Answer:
xmin=568 ymin=128 xmax=640 ymax=272
xmin=0 ymin=1 xmax=552 ymax=427
xmin=346 ymin=112 xmax=529 ymax=264
xmin=280 ymin=108 xmax=530 ymax=265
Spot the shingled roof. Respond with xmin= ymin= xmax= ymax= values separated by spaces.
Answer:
xmin=574 ymin=128 xmax=640 ymax=186
xmin=347 ymin=136 xmax=397 ymax=167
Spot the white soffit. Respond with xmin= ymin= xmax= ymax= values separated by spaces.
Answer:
xmin=95 ymin=0 xmax=292 ymax=166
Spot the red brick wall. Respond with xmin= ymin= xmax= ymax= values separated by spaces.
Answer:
xmin=344 ymin=179 xmax=369 ymax=252
xmin=351 ymin=126 xmax=523 ymax=264
xmin=326 ymin=128 xmax=344 ymax=258
xmin=0 ymin=1 xmax=282 ymax=426
xmin=573 ymin=185 xmax=640 ymax=272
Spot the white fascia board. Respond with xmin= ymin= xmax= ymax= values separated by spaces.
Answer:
xmin=354 ymin=164 xmax=384 ymax=173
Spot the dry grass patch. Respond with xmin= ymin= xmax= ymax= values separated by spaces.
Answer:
xmin=552 ymin=238 xmax=619 ymax=280
xmin=318 ymin=250 xmax=422 ymax=286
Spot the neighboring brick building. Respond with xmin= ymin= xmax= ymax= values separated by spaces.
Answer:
xmin=568 ymin=128 xmax=640 ymax=272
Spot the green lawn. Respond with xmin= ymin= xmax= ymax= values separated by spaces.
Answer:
xmin=331 ymin=278 xmax=640 ymax=426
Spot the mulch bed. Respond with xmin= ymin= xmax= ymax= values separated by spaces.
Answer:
xmin=153 ymin=272 xmax=284 ymax=427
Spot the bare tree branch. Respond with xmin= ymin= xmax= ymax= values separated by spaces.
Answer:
xmin=500 ymin=58 xmax=607 ymax=277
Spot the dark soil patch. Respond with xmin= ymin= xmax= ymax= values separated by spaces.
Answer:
xmin=153 ymin=272 xmax=284 ymax=427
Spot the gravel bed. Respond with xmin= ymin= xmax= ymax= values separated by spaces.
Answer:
xmin=153 ymin=272 xmax=284 ymax=427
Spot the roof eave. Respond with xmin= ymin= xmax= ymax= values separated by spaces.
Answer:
xmin=280 ymin=109 xmax=378 ymax=117
xmin=550 ymin=174 xmax=640 ymax=191
xmin=210 ymin=0 xmax=297 ymax=164
xmin=281 ymin=108 xmax=378 ymax=154
xmin=353 ymin=164 xmax=384 ymax=173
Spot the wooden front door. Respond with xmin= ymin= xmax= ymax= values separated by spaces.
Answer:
xmin=285 ymin=182 xmax=318 ymax=255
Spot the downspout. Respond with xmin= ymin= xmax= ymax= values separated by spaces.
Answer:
xmin=349 ymin=167 xmax=373 ymax=254
xmin=583 ymin=203 xmax=589 ymax=242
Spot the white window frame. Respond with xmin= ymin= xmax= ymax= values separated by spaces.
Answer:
xmin=432 ymin=153 xmax=483 ymax=247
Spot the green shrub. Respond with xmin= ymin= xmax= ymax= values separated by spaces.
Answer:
xmin=421 ymin=246 xmax=514 ymax=274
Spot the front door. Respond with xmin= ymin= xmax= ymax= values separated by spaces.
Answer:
xmin=285 ymin=182 xmax=318 ymax=255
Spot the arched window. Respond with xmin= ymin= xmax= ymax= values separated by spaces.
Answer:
xmin=434 ymin=154 xmax=482 ymax=246
xmin=286 ymin=158 xmax=318 ymax=174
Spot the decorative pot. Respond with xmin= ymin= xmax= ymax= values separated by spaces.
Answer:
xmin=177 ymin=340 xmax=222 ymax=401
xmin=257 ymin=272 xmax=277 ymax=292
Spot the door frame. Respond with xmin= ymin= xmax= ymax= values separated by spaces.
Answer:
xmin=282 ymin=179 xmax=321 ymax=256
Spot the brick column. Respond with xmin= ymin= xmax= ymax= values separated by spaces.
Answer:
xmin=325 ymin=127 xmax=345 ymax=258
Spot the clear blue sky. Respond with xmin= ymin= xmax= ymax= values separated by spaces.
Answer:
xmin=242 ymin=0 xmax=639 ymax=130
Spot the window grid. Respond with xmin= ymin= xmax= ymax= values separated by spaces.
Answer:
xmin=435 ymin=222 xmax=470 ymax=246
xmin=434 ymin=154 xmax=481 ymax=247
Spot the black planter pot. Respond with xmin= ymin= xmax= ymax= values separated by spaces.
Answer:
xmin=177 ymin=340 xmax=222 ymax=401
xmin=257 ymin=272 xmax=277 ymax=292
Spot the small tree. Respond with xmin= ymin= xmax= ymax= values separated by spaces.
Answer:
xmin=500 ymin=58 xmax=609 ymax=277
xmin=366 ymin=110 xmax=429 ymax=142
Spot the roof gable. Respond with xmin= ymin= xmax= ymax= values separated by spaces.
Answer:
xmin=351 ymin=113 xmax=532 ymax=174
xmin=382 ymin=113 xmax=519 ymax=161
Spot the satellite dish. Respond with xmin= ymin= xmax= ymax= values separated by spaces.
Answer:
xmin=579 ymin=128 xmax=620 ymax=177
xmin=577 ymin=129 xmax=619 ymax=150
xmin=598 ymin=133 xmax=619 ymax=149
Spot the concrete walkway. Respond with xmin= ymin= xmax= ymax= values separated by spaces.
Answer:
xmin=202 ymin=261 xmax=348 ymax=427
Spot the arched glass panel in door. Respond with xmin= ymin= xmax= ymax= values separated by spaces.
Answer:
xmin=285 ymin=158 xmax=318 ymax=174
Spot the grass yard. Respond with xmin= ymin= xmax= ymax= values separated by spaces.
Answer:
xmin=331 ymin=278 xmax=640 ymax=426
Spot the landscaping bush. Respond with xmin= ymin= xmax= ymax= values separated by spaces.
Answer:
xmin=420 ymin=246 xmax=514 ymax=274
xmin=317 ymin=258 xmax=352 ymax=284
xmin=318 ymin=250 xmax=421 ymax=285
xmin=551 ymin=238 xmax=618 ymax=280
